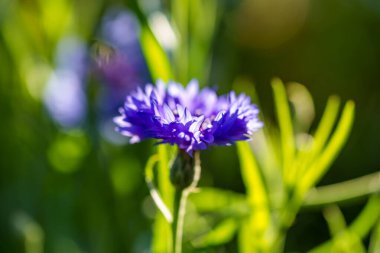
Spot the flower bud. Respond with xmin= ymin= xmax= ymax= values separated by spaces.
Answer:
xmin=170 ymin=151 xmax=195 ymax=190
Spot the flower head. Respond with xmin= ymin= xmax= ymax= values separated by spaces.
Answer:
xmin=114 ymin=80 xmax=263 ymax=155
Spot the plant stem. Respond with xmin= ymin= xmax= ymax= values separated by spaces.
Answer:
xmin=303 ymin=171 xmax=380 ymax=208
xmin=172 ymin=151 xmax=201 ymax=253
xmin=172 ymin=189 xmax=185 ymax=253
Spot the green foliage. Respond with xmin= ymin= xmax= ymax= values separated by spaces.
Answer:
xmin=237 ymin=142 xmax=271 ymax=252
xmin=1 ymin=0 xmax=380 ymax=253
xmin=140 ymin=26 xmax=172 ymax=82
xmin=191 ymin=218 xmax=237 ymax=248
xmin=172 ymin=0 xmax=218 ymax=84
xmin=309 ymin=195 xmax=380 ymax=253
xmin=47 ymin=131 xmax=89 ymax=174
xmin=189 ymin=187 xmax=248 ymax=215
xmin=369 ymin=218 xmax=380 ymax=253
xmin=234 ymin=79 xmax=370 ymax=253
xmin=186 ymin=188 xmax=248 ymax=250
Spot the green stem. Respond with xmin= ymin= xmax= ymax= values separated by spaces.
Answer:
xmin=145 ymin=154 xmax=173 ymax=223
xmin=303 ymin=171 xmax=380 ymax=208
xmin=172 ymin=190 xmax=185 ymax=253
xmin=172 ymin=152 xmax=201 ymax=253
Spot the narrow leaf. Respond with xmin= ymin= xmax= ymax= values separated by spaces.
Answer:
xmin=369 ymin=219 xmax=380 ymax=253
xmin=323 ymin=205 xmax=347 ymax=237
xmin=272 ymin=78 xmax=295 ymax=185
xmin=309 ymin=96 xmax=341 ymax=161
xmin=300 ymin=101 xmax=355 ymax=194
xmin=237 ymin=142 xmax=270 ymax=247
xmin=140 ymin=25 xmax=172 ymax=82
xmin=293 ymin=97 xmax=340 ymax=191
xmin=350 ymin=195 xmax=380 ymax=237
xmin=238 ymin=221 xmax=254 ymax=253
xmin=145 ymin=154 xmax=173 ymax=222
xmin=192 ymin=218 xmax=238 ymax=248
xmin=152 ymin=145 xmax=174 ymax=253
xmin=189 ymin=187 xmax=247 ymax=213
xmin=309 ymin=195 xmax=380 ymax=253
xmin=303 ymin=171 xmax=380 ymax=208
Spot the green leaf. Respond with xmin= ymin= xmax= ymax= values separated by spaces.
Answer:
xmin=287 ymin=82 xmax=315 ymax=133
xmin=237 ymin=142 xmax=271 ymax=250
xmin=140 ymin=25 xmax=172 ymax=82
xmin=129 ymin=0 xmax=172 ymax=82
xmin=271 ymin=78 xmax=296 ymax=185
xmin=369 ymin=219 xmax=380 ymax=253
xmin=189 ymin=187 xmax=250 ymax=218
xmin=303 ymin=171 xmax=380 ymax=208
xmin=308 ymin=96 xmax=341 ymax=163
xmin=294 ymin=96 xmax=341 ymax=187
xmin=309 ymin=195 xmax=380 ymax=253
xmin=190 ymin=187 xmax=246 ymax=211
xmin=300 ymin=101 xmax=355 ymax=194
xmin=323 ymin=205 xmax=347 ymax=237
xmin=330 ymin=232 xmax=366 ymax=253
xmin=191 ymin=218 xmax=238 ymax=248
xmin=238 ymin=221 xmax=254 ymax=253
xmin=350 ymin=195 xmax=380 ymax=237
xmin=145 ymin=154 xmax=173 ymax=222
xmin=152 ymin=145 xmax=175 ymax=253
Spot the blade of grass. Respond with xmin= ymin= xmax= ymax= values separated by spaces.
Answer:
xmin=129 ymin=0 xmax=172 ymax=82
xmin=140 ymin=26 xmax=172 ymax=82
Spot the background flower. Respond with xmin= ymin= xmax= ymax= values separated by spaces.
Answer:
xmin=43 ymin=36 xmax=88 ymax=128
xmin=95 ymin=8 xmax=151 ymax=119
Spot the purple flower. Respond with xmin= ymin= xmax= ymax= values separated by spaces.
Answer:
xmin=44 ymin=36 xmax=88 ymax=128
xmin=95 ymin=9 xmax=151 ymax=118
xmin=114 ymin=80 xmax=263 ymax=155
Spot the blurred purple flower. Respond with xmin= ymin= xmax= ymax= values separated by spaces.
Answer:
xmin=114 ymin=80 xmax=263 ymax=155
xmin=44 ymin=37 xmax=88 ymax=128
xmin=96 ymin=9 xmax=151 ymax=118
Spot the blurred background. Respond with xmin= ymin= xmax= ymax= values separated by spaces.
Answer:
xmin=0 ymin=0 xmax=380 ymax=252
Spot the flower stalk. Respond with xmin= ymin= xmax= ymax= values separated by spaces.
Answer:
xmin=171 ymin=151 xmax=201 ymax=253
